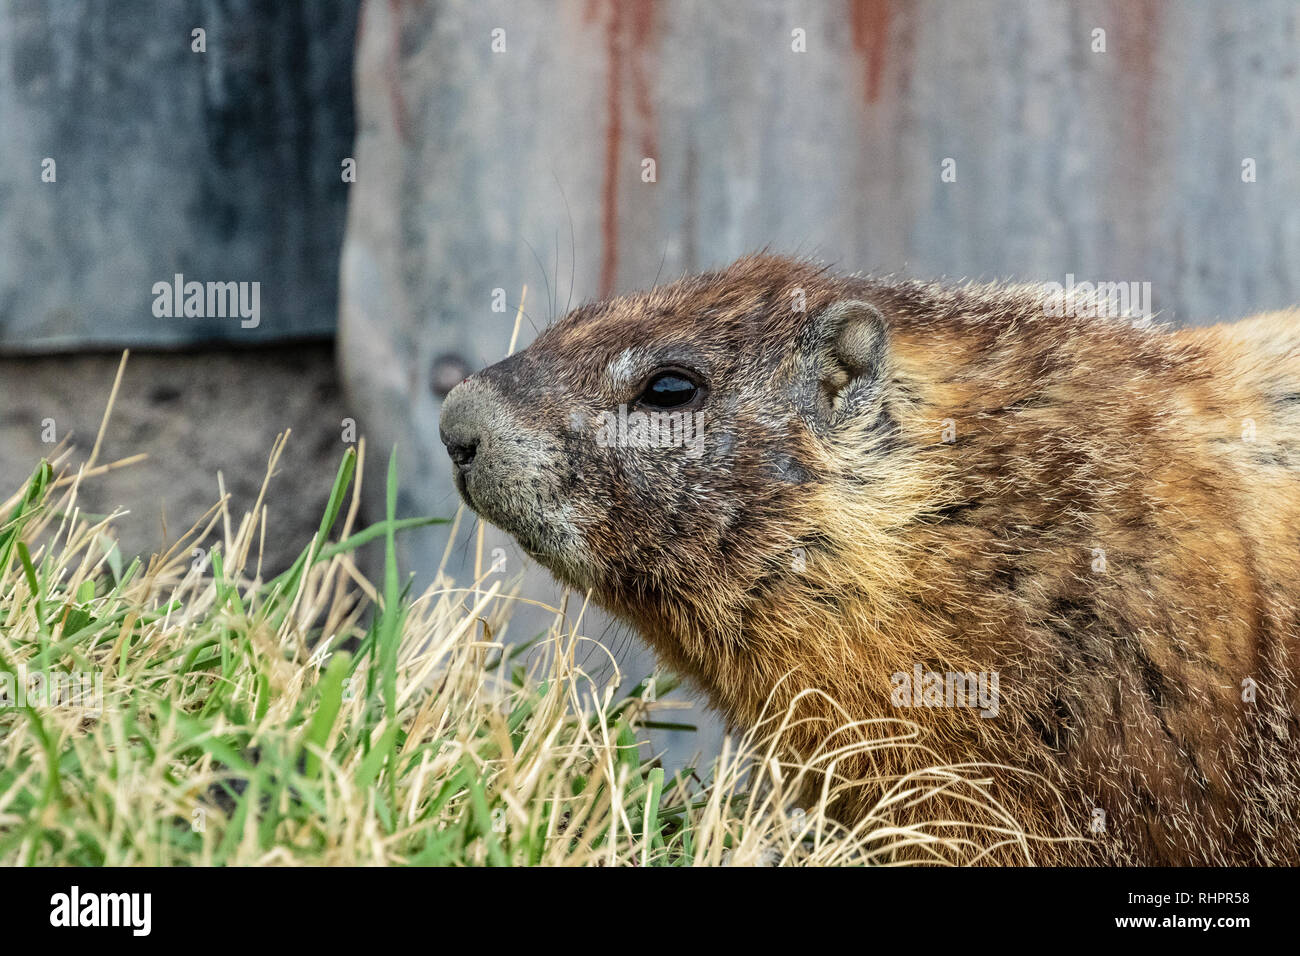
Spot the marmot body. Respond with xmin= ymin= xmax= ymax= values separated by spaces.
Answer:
xmin=440 ymin=254 xmax=1300 ymax=865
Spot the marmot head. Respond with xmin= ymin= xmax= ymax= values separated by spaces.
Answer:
xmin=438 ymin=255 xmax=920 ymax=644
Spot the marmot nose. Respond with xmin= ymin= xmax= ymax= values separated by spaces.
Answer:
xmin=442 ymin=432 xmax=478 ymax=471
xmin=439 ymin=377 xmax=494 ymax=478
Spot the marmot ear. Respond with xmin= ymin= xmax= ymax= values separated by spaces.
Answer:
xmin=801 ymin=299 xmax=889 ymax=426
xmin=825 ymin=300 xmax=887 ymax=377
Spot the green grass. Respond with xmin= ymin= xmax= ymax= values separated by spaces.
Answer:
xmin=0 ymin=416 xmax=1035 ymax=866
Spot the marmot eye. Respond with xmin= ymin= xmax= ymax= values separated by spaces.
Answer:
xmin=636 ymin=371 xmax=700 ymax=409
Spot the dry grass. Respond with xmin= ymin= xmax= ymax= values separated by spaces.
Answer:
xmin=0 ymin=355 xmax=1044 ymax=866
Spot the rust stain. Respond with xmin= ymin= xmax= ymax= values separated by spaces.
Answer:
xmin=386 ymin=0 xmax=412 ymax=142
xmin=1114 ymin=0 xmax=1162 ymax=162
xmin=589 ymin=0 xmax=658 ymax=298
xmin=629 ymin=3 xmax=659 ymax=161
xmin=849 ymin=0 xmax=891 ymax=104
xmin=599 ymin=3 xmax=624 ymax=299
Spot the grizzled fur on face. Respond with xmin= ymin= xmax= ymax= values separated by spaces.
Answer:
xmin=441 ymin=253 xmax=1300 ymax=865
xmin=439 ymin=256 xmax=886 ymax=608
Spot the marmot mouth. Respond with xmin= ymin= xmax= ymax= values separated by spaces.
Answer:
xmin=491 ymin=516 xmax=590 ymax=591
xmin=502 ymin=522 xmax=554 ymax=564
xmin=451 ymin=467 xmax=475 ymax=511
xmin=455 ymin=471 xmax=552 ymax=563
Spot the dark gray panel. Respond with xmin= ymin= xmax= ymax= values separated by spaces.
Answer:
xmin=0 ymin=0 xmax=359 ymax=350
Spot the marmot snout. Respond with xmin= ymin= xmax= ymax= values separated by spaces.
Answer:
xmin=440 ymin=253 xmax=1300 ymax=865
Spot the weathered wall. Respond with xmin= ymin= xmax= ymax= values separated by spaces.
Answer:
xmin=0 ymin=345 xmax=351 ymax=576
xmin=0 ymin=0 xmax=359 ymax=350
xmin=340 ymin=0 xmax=1300 ymax=594
xmin=337 ymin=0 xmax=1297 ymax=760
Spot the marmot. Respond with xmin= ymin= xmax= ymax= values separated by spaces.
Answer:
xmin=439 ymin=254 xmax=1300 ymax=865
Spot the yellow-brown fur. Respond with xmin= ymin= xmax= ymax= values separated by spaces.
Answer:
xmin=441 ymin=255 xmax=1300 ymax=864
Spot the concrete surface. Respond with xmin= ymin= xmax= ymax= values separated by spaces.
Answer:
xmin=0 ymin=343 xmax=351 ymax=576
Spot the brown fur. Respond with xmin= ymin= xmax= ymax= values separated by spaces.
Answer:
xmin=441 ymin=254 xmax=1300 ymax=864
